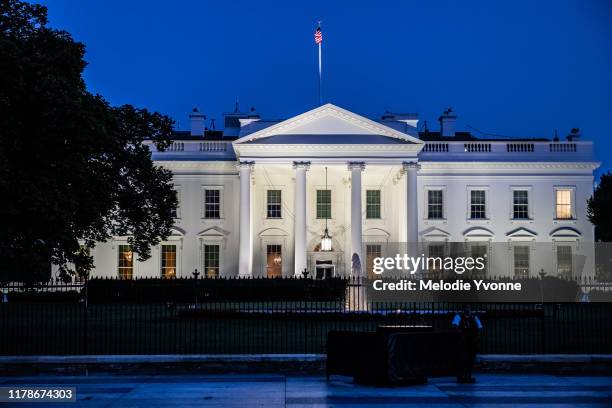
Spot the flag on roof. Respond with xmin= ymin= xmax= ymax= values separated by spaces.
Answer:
xmin=314 ymin=27 xmax=322 ymax=44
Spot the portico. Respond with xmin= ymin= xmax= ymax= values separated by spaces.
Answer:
xmin=232 ymin=104 xmax=424 ymax=277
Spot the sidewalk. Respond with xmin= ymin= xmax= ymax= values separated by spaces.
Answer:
xmin=1 ymin=373 xmax=611 ymax=407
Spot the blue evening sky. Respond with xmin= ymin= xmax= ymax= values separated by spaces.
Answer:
xmin=39 ymin=0 xmax=611 ymax=176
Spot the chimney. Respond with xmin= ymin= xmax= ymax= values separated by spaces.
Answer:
xmin=438 ymin=107 xmax=457 ymax=137
xmin=189 ymin=107 xmax=206 ymax=136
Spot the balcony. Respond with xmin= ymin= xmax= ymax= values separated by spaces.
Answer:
xmin=145 ymin=140 xmax=236 ymax=161
xmin=419 ymin=141 xmax=594 ymax=163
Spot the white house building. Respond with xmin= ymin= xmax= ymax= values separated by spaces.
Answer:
xmin=82 ymin=103 xmax=599 ymax=280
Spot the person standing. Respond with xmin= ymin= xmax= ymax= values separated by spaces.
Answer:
xmin=452 ymin=304 xmax=482 ymax=383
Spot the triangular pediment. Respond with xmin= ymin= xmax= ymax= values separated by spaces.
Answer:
xmin=234 ymin=103 xmax=423 ymax=145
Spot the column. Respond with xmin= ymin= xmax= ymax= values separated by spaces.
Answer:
xmin=293 ymin=161 xmax=310 ymax=276
xmin=403 ymin=161 xmax=420 ymax=243
xmin=238 ymin=161 xmax=254 ymax=277
xmin=348 ymin=162 xmax=365 ymax=275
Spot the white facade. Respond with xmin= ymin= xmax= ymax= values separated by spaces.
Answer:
xmin=83 ymin=104 xmax=599 ymax=280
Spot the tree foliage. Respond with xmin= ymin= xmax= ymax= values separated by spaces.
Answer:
xmin=587 ymin=171 xmax=612 ymax=242
xmin=0 ymin=0 xmax=178 ymax=282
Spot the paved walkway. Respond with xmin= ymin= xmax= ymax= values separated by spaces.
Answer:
xmin=1 ymin=373 xmax=611 ymax=407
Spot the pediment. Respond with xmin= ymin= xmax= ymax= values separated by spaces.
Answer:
xmin=463 ymin=227 xmax=494 ymax=238
xmin=421 ymin=227 xmax=451 ymax=238
xmin=506 ymin=227 xmax=537 ymax=238
xmin=550 ymin=227 xmax=581 ymax=238
xmin=197 ymin=226 xmax=229 ymax=237
xmin=234 ymin=103 xmax=423 ymax=145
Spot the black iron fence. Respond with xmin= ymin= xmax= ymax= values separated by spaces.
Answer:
xmin=1 ymin=277 xmax=611 ymax=355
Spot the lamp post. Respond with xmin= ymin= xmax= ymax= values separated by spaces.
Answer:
xmin=320 ymin=167 xmax=333 ymax=252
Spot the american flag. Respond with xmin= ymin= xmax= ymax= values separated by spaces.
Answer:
xmin=314 ymin=27 xmax=322 ymax=44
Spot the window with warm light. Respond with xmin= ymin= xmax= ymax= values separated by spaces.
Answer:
xmin=118 ymin=244 xmax=133 ymax=279
xmin=266 ymin=244 xmax=282 ymax=278
xmin=204 ymin=244 xmax=219 ymax=278
xmin=161 ymin=245 xmax=176 ymax=279
xmin=366 ymin=244 xmax=382 ymax=278
xmin=555 ymin=189 xmax=573 ymax=219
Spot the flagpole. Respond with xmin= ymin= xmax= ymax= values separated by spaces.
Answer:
xmin=317 ymin=21 xmax=322 ymax=106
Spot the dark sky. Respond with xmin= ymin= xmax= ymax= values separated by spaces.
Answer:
xmin=40 ymin=0 xmax=611 ymax=176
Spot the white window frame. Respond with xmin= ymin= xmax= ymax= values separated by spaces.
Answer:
xmin=172 ymin=185 xmax=182 ymax=220
xmin=260 ymin=237 xmax=287 ymax=277
xmin=510 ymin=186 xmax=532 ymax=221
xmin=424 ymin=186 xmax=446 ymax=221
xmin=466 ymin=186 xmax=489 ymax=221
xmin=265 ymin=188 xmax=283 ymax=219
xmin=364 ymin=187 xmax=383 ymax=220
xmin=201 ymin=185 xmax=225 ymax=220
xmin=553 ymin=186 xmax=576 ymax=221
xmin=200 ymin=236 xmax=225 ymax=278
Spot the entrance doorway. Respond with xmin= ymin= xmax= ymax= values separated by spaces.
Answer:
xmin=266 ymin=244 xmax=282 ymax=278
xmin=315 ymin=260 xmax=335 ymax=279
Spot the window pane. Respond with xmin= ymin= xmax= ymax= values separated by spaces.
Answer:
xmin=470 ymin=190 xmax=486 ymax=219
xmin=267 ymin=190 xmax=282 ymax=218
xmin=204 ymin=189 xmax=220 ymax=219
xmin=513 ymin=246 xmax=530 ymax=278
xmin=366 ymin=244 xmax=382 ymax=278
xmin=427 ymin=244 xmax=445 ymax=274
xmin=266 ymin=244 xmax=282 ymax=278
xmin=118 ymin=244 xmax=133 ymax=279
xmin=204 ymin=244 xmax=220 ymax=278
xmin=366 ymin=190 xmax=381 ymax=219
xmin=317 ymin=190 xmax=331 ymax=219
xmin=557 ymin=245 xmax=573 ymax=278
xmin=513 ymin=190 xmax=529 ymax=219
xmin=556 ymin=189 xmax=572 ymax=219
xmin=470 ymin=244 xmax=488 ymax=276
xmin=161 ymin=245 xmax=176 ymax=279
xmin=427 ymin=190 xmax=443 ymax=219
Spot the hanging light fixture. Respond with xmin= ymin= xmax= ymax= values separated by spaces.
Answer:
xmin=320 ymin=167 xmax=333 ymax=251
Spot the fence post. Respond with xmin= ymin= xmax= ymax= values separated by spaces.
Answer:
xmin=540 ymin=303 xmax=546 ymax=354
xmin=83 ymin=277 xmax=88 ymax=355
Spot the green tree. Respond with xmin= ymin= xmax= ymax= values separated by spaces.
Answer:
xmin=587 ymin=171 xmax=612 ymax=242
xmin=0 ymin=0 xmax=178 ymax=282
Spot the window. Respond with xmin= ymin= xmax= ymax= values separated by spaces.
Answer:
xmin=427 ymin=244 xmax=445 ymax=274
xmin=470 ymin=244 xmax=488 ymax=276
xmin=557 ymin=246 xmax=573 ymax=278
xmin=204 ymin=189 xmax=220 ymax=219
xmin=366 ymin=244 xmax=382 ymax=278
xmin=427 ymin=190 xmax=444 ymax=219
xmin=161 ymin=245 xmax=176 ymax=279
xmin=513 ymin=246 xmax=530 ymax=278
xmin=317 ymin=190 xmax=331 ymax=219
xmin=555 ymin=189 xmax=573 ymax=219
xmin=204 ymin=244 xmax=220 ymax=278
xmin=267 ymin=190 xmax=282 ymax=218
xmin=470 ymin=190 xmax=486 ymax=219
xmin=118 ymin=245 xmax=133 ymax=279
xmin=512 ymin=190 xmax=529 ymax=219
xmin=170 ymin=188 xmax=180 ymax=219
xmin=366 ymin=190 xmax=381 ymax=219
xmin=266 ymin=244 xmax=282 ymax=278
